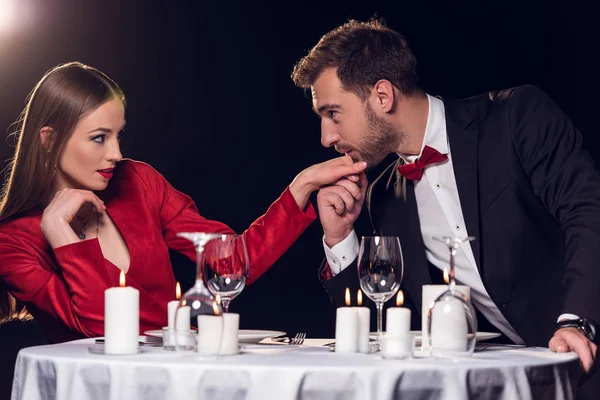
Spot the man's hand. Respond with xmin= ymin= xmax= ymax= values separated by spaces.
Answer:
xmin=317 ymin=171 xmax=368 ymax=247
xmin=549 ymin=327 xmax=597 ymax=373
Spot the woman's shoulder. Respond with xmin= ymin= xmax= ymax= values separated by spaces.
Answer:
xmin=116 ymin=159 xmax=166 ymax=183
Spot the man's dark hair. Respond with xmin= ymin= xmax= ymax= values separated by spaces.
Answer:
xmin=292 ymin=19 xmax=422 ymax=100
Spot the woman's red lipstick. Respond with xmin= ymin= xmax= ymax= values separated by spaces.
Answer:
xmin=97 ymin=168 xmax=114 ymax=179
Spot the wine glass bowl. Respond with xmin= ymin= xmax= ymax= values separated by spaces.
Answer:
xmin=175 ymin=232 xmax=225 ymax=353
xmin=426 ymin=236 xmax=477 ymax=358
xmin=357 ymin=236 xmax=404 ymax=348
xmin=202 ymin=234 xmax=249 ymax=312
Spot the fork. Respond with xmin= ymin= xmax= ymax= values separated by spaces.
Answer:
xmin=290 ymin=332 xmax=306 ymax=345
xmin=271 ymin=332 xmax=306 ymax=345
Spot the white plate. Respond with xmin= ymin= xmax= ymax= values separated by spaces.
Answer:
xmin=144 ymin=329 xmax=286 ymax=344
xmin=369 ymin=330 xmax=501 ymax=343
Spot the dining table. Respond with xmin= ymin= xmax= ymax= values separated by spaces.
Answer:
xmin=11 ymin=334 xmax=580 ymax=400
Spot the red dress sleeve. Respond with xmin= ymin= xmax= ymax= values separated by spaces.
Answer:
xmin=130 ymin=162 xmax=317 ymax=284
xmin=0 ymin=233 xmax=111 ymax=337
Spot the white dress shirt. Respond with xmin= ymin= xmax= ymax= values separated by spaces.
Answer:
xmin=324 ymin=95 xmax=531 ymax=343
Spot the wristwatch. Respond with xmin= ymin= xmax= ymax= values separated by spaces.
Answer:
xmin=555 ymin=318 xmax=596 ymax=342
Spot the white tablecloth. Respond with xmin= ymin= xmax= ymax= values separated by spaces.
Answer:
xmin=11 ymin=338 xmax=579 ymax=400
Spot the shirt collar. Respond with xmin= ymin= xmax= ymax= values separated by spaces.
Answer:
xmin=398 ymin=94 xmax=448 ymax=163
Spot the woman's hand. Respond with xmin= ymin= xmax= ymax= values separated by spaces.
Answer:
xmin=289 ymin=156 xmax=367 ymax=210
xmin=40 ymin=189 xmax=106 ymax=249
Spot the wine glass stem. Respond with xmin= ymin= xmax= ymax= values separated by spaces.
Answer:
xmin=449 ymin=247 xmax=457 ymax=291
xmin=222 ymin=298 xmax=231 ymax=313
xmin=376 ymin=301 xmax=384 ymax=343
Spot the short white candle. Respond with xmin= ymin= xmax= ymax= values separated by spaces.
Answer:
xmin=381 ymin=334 xmax=411 ymax=359
xmin=335 ymin=288 xmax=358 ymax=353
xmin=104 ymin=271 xmax=139 ymax=355
xmin=422 ymin=284 xmax=470 ymax=350
xmin=220 ymin=313 xmax=240 ymax=355
xmin=197 ymin=315 xmax=223 ymax=355
xmin=387 ymin=290 xmax=411 ymax=337
xmin=355 ymin=290 xmax=370 ymax=354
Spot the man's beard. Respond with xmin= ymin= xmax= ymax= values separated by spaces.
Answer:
xmin=356 ymin=103 xmax=402 ymax=168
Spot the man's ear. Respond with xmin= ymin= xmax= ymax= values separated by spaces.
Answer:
xmin=40 ymin=127 xmax=54 ymax=150
xmin=372 ymin=80 xmax=396 ymax=113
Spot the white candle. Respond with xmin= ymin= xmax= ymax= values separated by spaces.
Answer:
xmin=387 ymin=291 xmax=411 ymax=337
xmin=220 ymin=313 xmax=240 ymax=355
xmin=104 ymin=271 xmax=139 ymax=355
xmin=381 ymin=334 xmax=411 ymax=359
xmin=197 ymin=315 xmax=223 ymax=355
xmin=335 ymin=288 xmax=358 ymax=353
xmin=167 ymin=301 xmax=179 ymax=329
xmin=167 ymin=282 xmax=183 ymax=329
xmin=355 ymin=290 xmax=370 ymax=354
xmin=175 ymin=305 xmax=191 ymax=331
xmin=422 ymin=284 xmax=470 ymax=350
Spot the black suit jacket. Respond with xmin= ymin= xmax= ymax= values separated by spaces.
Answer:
xmin=321 ymin=85 xmax=600 ymax=347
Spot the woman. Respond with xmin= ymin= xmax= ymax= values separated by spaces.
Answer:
xmin=0 ymin=62 xmax=366 ymax=343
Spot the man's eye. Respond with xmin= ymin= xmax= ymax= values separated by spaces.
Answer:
xmin=329 ymin=111 xmax=338 ymax=118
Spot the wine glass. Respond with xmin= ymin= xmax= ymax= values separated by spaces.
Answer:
xmin=202 ymin=234 xmax=249 ymax=313
xmin=426 ymin=236 xmax=477 ymax=358
xmin=357 ymin=236 xmax=404 ymax=349
xmin=175 ymin=232 xmax=224 ymax=354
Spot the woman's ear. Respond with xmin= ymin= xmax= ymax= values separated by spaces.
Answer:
xmin=40 ymin=127 xmax=54 ymax=150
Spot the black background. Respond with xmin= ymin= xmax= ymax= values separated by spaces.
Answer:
xmin=1 ymin=0 xmax=598 ymax=341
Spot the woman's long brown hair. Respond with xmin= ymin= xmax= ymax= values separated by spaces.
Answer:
xmin=0 ymin=62 xmax=125 ymax=323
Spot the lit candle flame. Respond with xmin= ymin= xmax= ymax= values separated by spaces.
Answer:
xmin=345 ymin=288 xmax=351 ymax=306
xmin=119 ymin=270 xmax=126 ymax=287
xmin=443 ymin=269 xmax=449 ymax=284
xmin=396 ymin=290 xmax=404 ymax=307
xmin=175 ymin=282 xmax=181 ymax=300
xmin=357 ymin=289 xmax=363 ymax=306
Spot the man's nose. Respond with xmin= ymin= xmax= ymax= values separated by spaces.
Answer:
xmin=321 ymin=121 xmax=340 ymax=148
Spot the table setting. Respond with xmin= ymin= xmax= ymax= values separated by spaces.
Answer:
xmin=11 ymin=234 xmax=581 ymax=400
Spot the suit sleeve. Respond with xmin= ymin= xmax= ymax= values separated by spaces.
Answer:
xmin=131 ymin=163 xmax=317 ymax=284
xmin=0 ymin=235 xmax=112 ymax=337
xmin=508 ymin=85 xmax=600 ymax=326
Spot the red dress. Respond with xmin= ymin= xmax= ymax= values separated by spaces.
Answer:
xmin=0 ymin=160 xmax=316 ymax=343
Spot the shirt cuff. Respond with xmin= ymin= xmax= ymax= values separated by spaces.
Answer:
xmin=322 ymin=230 xmax=359 ymax=276
xmin=558 ymin=313 xmax=596 ymax=336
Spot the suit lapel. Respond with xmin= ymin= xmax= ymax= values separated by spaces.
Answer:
xmin=442 ymin=98 xmax=482 ymax=273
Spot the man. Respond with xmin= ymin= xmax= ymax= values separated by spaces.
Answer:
xmin=291 ymin=19 xmax=599 ymax=393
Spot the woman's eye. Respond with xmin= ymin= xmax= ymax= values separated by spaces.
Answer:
xmin=91 ymin=135 xmax=105 ymax=143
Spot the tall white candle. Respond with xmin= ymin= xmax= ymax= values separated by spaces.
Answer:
xmin=175 ymin=305 xmax=191 ymax=331
xmin=387 ymin=291 xmax=411 ymax=337
xmin=355 ymin=290 xmax=370 ymax=354
xmin=167 ymin=301 xmax=179 ymax=329
xmin=220 ymin=313 xmax=240 ymax=355
xmin=335 ymin=288 xmax=358 ymax=353
xmin=104 ymin=271 xmax=139 ymax=355
xmin=197 ymin=315 xmax=223 ymax=355
xmin=422 ymin=284 xmax=470 ymax=350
